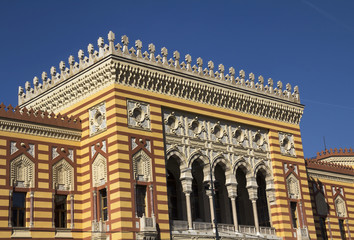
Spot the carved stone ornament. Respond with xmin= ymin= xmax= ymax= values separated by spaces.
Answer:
xmin=10 ymin=154 xmax=35 ymax=188
xmin=89 ymin=102 xmax=107 ymax=136
xmin=92 ymin=154 xmax=108 ymax=187
xmin=127 ymin=100 xmax=150 ymax=130
xmin=211 ymin=121 xmax=227 ymax=142
xmin=164 ymin=112 xmax=182 ymax=134
xmin=335 ymin=196 xmax=347 ymax=218
xmin=52 ymin=159 xmax=74 ymax=191
xmin=286 ymin=173 xmax=300 ymax=199
xmin=188 ymin=117 xmax=205 ymax=138
xmin=133 ymin=150 xmax=152 ymax=182
xmin=233 ymin=126 xmax=247 ymax=147
xmin=279 ymin=132 xmax=296 ymax=156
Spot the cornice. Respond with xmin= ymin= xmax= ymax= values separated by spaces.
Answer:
xmin=0 ymin=118 xmax=81 ymax=141
xmin=307 ymin=168 xmax=354 ymax=183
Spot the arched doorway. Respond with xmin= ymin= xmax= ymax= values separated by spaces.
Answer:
xmin=214 ymin=163 xmax=233 ymax=224
xmin=166 ymin=156 xmax=186 ymax=221
xmin=256 ymin=170 xmax=270 ymax=227
xmin=236 ymin=167 xmax=254 ymax=226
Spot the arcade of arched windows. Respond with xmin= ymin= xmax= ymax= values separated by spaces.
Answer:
xmin=166 ymin=152 xmax=275 ymax=234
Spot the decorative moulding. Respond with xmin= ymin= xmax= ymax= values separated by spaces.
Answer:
xmin=89 ymin=102 xmax=107 ymax=137
xmin=127 ymin=100 xmax=150 ymax=130
xmin=278 ymin=132 xmax=296 ymax=157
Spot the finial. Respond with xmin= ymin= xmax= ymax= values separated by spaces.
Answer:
xmin=148 ymin=43 xmax=156 ymax=61
xmin=97 ymin=37 xmax=104 ymax=48
xmin=108 ymin=31 xmax=115 ymax=52
xmin=18 ymin=86 xmax=24 ymax=96
xmin=59 ymin=61 xmax=66 ymax=76
xmin=25 ymin=81 xmax=31 ymax=91
xmin=197 ymin=57 xmax=203 ymax=75
xmin=286 ymin=83 xmax=291 ymax=92
xmin=249 ymin=73 xmax=255 ymax=88
xmin=41 ymin=72 xmax=48 ymax=83
xmin=33 ymin=77 xmax=39 ymax=87
xmin=208 ymin=61 xmax=214 ymax=77
xmin=121 ymin=35 xmax=129 ymax=54
xmin=173 ymin=51 xmax=180 ymax=68
xmin=78 ymin=49 xmax=84 ymax=63
xmin=161 ymin=47 xmax=168 ymax=65
xmin=185 ymin=54 xmax=192 ymax=71
xmin=87 ymin=44 xmax=94 ymax=62
xmin=50 ymin=66 xmax=57 ymax=80
xmin=239 ymin=70 xmax=245 ymax=85
xmin=68 ymin=55 xmax=75 ymax=73
xmin=277 ymin=81 xmax=282 ymax=90
xmin=267 ymin=78 xmax=274 ymax=94
xmin=135 ymin=40 xmax=143 ymax=58
xmin=229 ymin=67 xmax=235 ymax=82
xmin=256 ymin=75 xmax=264 ymax=90
xmin=218 ymin=64 xmax=225 ymax=80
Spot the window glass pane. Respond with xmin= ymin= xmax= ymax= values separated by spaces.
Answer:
xmin=13 ymin=192 xmax=26 ymax=208
xmin=54 ymin=195 xmax=67 ymax=228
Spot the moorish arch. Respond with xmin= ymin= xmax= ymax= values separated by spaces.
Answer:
xmin=212 ymin=156 xmax=235 ymax=224
xmin=188 ymin=151 xmax=211 ymax=222
xmin=233 ymin=159 xmax=255 ymax=226
xmin=254 ymin=162 xmax=272 ymax=227
xmin=166 ymin=152 xmax=187 ymax=221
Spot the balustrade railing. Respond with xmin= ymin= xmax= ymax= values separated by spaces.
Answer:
xmin=239 ymin=225 xmax=256 ymax=234
xmin=193 ymin=221 xmax=213 ymax=230
xmin=260 ymin=226 xmax=276 ymax=235
xmin=218 ymin=223 xmax=235 ymax=232
xmin=171 ymin=220 xmax=188 ymax=231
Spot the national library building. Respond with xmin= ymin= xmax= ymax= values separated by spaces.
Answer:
xmin=0 ymin=31 xmax=353 ymax=240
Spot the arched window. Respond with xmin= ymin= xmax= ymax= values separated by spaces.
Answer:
xmin=166 ymin=156 xmax=185 ymax=221
xmin=214 ymin=164 xmax=232 ymax=224
xmin=191 ymin=160 xmax=209 ymax=222
xmin=236 ymin=167 xmax=254 ymax=226
xmin=256 ymin=171 xmax=270 ymax=227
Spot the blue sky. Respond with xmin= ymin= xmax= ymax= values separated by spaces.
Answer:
xmin=1 ymin=0 xmax=353 ymax=158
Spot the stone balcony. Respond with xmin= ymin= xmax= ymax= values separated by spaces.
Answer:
xmin=171 ymin=221 xmax=281 ymax=240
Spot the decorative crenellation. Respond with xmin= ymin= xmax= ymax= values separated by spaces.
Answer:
xmin=305 ymin=158 xmax=354 ymax=175
xmin=18 ymin=31 xmax=303 ymax=125
xmin=278 ymin=132 xmax=296 ymax=157
xmin=19 ymin=31 xmax=300 ymax=106
xmin=163 ymin=109 xmax=271 ymax=175
xmin=0 ymin=103 xmax=81 ymax=130
xmin=127 ymin=100 xmax=150 ymax=130
xmin=315 ymin=147 xmax=354 ymax=159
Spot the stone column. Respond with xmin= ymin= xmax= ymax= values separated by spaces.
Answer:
xmin=180 ymin=170 xmax=193 ymax=230
xmin=206 ymin=189 xmax=216 ymax=230
xmin=149 ymin=185 xmax=155 ymax=218
xmin=93 ymin=191 xmax=97 ymax=222
xmin=251 ymin=200 xmax=260 ymax=234
xmin=70 ymin=194 xmax=74 ymax=229
xmin=247 ymin=181 xmax=260 ymax=234
xmin=8 ymin=190 xmax=12 ymax=227
xmin=30 ymin=191 xmax=34 ymax=227
xmin=226 ymin=183 xmax=238 ymax=232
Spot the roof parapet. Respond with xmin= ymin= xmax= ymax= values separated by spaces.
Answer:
xmin=18 ymin=31 xmax=301 ymax=106
xmin=0 ymin=103 xmax=81 ymax=130
xmin=305 ymin=157 xmax=354 ymax=175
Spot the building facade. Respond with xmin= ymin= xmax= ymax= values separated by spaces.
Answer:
xmin=0 ymin=31 xmax=352 ymax=239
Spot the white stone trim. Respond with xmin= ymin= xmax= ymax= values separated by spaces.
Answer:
xmin=0 ymin=118 xmax=81 ymax=141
